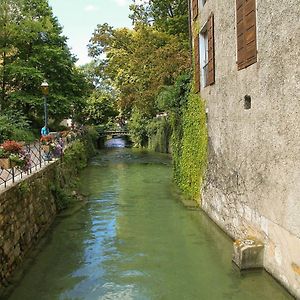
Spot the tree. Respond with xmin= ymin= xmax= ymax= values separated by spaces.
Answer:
xmin=129 ymin=0 xmax=189 ymax=43
xmin=83 ymin=90 xmax=118 ymax=125
xmin=88 ymin=24 xmax=190 ymax=116
xmin=0 ymin=0 xmax=89 ymax=128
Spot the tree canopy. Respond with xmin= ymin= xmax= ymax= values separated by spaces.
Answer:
xmin=0 ymin=0 xmax=89 ymax=128
xmin=88 ymin=23 xmax=190 ymax=117
xmin=129 ymin=0 xmax=189 ymax=42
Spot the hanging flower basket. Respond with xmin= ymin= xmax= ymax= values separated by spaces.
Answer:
xmin=0 ymin=141 xmax=31 ymax=171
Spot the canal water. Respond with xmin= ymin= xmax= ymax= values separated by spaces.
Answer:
xmin=3 ymin=145 xmax=293 ymax=299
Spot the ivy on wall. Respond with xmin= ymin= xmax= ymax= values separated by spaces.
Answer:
xmin=142 ymin=73 xmax=208 ymax=202
xmin=173 ymin=91 xmax=208 ymax=202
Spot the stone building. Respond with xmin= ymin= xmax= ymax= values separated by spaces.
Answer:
xmin=191 ymin=0 xmax=300 ymax=297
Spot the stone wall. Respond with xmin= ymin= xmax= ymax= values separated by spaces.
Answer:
xmin=193 ymin=0 xmax=300 ymax=298
xmin=0 ymin=163 xmax=58 ymax=286
xmin=0 ymin=134 xmax=96 ymax=289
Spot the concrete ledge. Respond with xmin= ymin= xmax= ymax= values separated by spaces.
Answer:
xmin=232 ymin=238 xmax=264 ymax=270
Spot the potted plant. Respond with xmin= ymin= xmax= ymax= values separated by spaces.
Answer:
xmin=0 ymin=147 xmax=12 ymax=169
xmin=40 ymin=135 xmax=53 ymax=152
xmin=0 ymin=140 xmax=22 ymax=169
xmin=0 ymin=140 xmax=30 ymax=170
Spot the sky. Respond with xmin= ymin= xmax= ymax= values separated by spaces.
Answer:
xmin=48 ymin=0 xmax=133 ymax=65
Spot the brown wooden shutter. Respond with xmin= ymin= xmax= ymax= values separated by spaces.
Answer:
xmin=192 ymin=0 xmax=198 ymax=20
xmin=206 ymin=14 xmax=215 ymax=86
xmin=194 ymin=35 xmax=200 ymax=93
xmin=236 ymin=0 xmax=257 ymax=70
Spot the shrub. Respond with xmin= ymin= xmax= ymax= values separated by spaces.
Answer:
xmin=63 ymin=140 xmax=87 ymax=171
xmin=11 ymin=128 xmax=35 ymax=143
xmin=0 ymin=110 xmax=32 ymax=143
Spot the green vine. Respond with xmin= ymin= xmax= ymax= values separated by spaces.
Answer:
xmin=173 ymin=92 xmax=208 ymax=201
xmin=169 ymin=77 xmax=208 ymax=202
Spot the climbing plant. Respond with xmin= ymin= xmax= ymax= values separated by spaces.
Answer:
xmin=173 ymin=91 xmax=208 ymax=201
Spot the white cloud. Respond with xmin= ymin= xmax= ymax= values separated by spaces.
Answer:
xmin=115 ymin=0 xmax=130 ymax=7
xmin=84 ymin=4 xmax=98 ymax=12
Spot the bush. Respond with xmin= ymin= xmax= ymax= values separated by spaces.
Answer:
xmin=147 ymin=117 xmax=171 ymax=153
xmin=0 ymin=110 xmax=34 ymax=143
xmin=50 ymin=184 xmax=71 ymax=211
xmin=128 ymin=109 xmax=149 ymax=147
xmin=11 ymin=128 xmax=36 ymax=143
xmin=63 ymin=140 xmax=87 ymax=171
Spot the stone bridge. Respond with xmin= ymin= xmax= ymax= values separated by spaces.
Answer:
xmin=98 ymin=130 xmax=130 ymax=138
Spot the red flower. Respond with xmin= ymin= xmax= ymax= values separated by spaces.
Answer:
xmin=1 ymin=140 xmax=22 ymax=154
xmin=40 ymin=135 xmax=54 ymax=144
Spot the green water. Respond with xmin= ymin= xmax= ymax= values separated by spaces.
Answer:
xmin=3 ymin=148 xmax=293 ymax=300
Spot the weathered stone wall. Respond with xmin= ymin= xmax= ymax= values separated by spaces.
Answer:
xmin=0 ymin=134 xmax=97 ymax=289
xmin=0 ymin=163 xmax=58 ymax=286
xmin=194 ymin=0 xmax=300 ymax=298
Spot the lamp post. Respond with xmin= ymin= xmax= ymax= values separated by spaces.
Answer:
xmin=41 ymin=80 xmax=49 ymax=133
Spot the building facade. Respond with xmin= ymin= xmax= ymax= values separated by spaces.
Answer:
xmin=191 ymin=0 xmax=300 ymax=297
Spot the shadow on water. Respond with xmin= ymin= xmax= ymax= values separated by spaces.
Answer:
xmin=1 ymin=147 xmax=294 ymax=300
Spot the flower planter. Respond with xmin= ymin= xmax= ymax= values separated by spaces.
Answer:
xmin=0 ymin=158 xmax=16 ymax=169
xmin=42 ymin=145 xmax=50 ymax=152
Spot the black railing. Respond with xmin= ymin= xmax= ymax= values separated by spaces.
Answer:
xmin=0 ymin=136 xmax=75 ymax=190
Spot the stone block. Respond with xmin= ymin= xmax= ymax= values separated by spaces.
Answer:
xmin=232 ymin=238 xmax=264 ymax=270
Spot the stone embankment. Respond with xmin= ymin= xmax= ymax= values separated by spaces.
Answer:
xmin=0 ymin=162 xmax=58 ymax=286
xmin=0 ymin=135 xmax=96 ymax=289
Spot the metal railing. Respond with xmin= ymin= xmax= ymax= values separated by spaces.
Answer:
xmin=0 ymin=137 xmax=73 ymax=190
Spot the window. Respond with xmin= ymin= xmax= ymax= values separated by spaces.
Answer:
xmin=236 ymin=0 xmax=257 ymax=70
xmin=200 ymin=14 xmax=215 ymax=87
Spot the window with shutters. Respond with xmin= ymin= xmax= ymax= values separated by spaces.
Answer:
xmin=236 ymin=0 xmax=257 ymax=70
xmin=200 ymin=14 xmax=215 ymax=87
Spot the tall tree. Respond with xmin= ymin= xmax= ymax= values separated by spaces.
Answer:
xmin=0 ymin=0 xmax=89 ymax=126
xmin=88 ymin=24 xmax=190 ymax=116
xmin=129 ymin=0 xmax=189 ymax=43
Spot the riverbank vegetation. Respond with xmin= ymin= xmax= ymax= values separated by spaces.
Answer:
xmin=86 ymin=1 xmax=208 ymax=200
xmin=51 ymin=127 xmax=98 ymax=210
xmin=0 ymin=0 xmax=208 ymax=201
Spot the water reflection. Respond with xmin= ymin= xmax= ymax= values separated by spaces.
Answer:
xmin=105 ymin=138 xmax=126 ymax=148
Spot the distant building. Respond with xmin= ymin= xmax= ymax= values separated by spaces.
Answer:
xmin=191 ymin=0 xmax=300 ymax=297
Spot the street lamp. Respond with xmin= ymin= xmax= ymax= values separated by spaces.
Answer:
xmin=41 ymin=80 xmax=49 ymax=134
